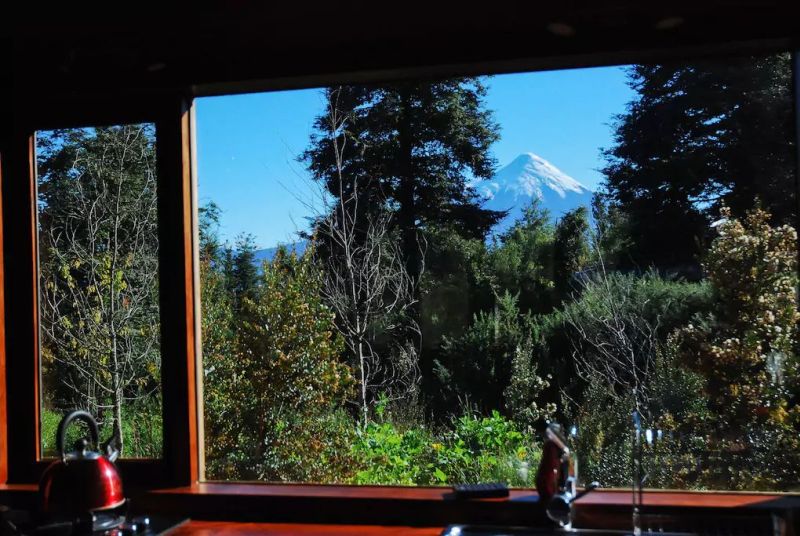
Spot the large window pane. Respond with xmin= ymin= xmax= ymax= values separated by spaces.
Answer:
xmin=198 ymin=52 xmax=798 ymax=490
xmin=36 ymin=124 xmax=162 ymax=459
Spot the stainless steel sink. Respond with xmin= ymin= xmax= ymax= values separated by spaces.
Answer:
xmin=441 ymin=526 xmax=696 ymax=536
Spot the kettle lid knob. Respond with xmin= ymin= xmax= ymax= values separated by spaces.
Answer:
xmin=73 ymin=438 xmax=90 ymax=457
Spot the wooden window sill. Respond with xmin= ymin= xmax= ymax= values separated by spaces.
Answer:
xmin=169 ymin=520 xmax=441 ymax=535
xmin=137 ymin=484 xmax=800 ymax=528
xmin=4 ymin=483 xmax=799 ymax=530
xmin=143 ymin=482 xmax=797 ymax=507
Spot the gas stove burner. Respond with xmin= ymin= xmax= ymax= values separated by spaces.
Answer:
xmin=33 ymin=501 xmax=130 ymax=535
xmin=1 ymin=502 xmax=186 ymax=536
xmin=30 ymin=515 xmax=148 ymax=535
xmin=71 ymin=510 xmax=134 ymax=534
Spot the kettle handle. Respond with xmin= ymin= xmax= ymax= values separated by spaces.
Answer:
xmin=56 ymin=410 xmax=99 ymax=462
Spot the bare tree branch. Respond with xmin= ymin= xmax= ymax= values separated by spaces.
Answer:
xmin=308 ymin=87 xmax=421 ymax=423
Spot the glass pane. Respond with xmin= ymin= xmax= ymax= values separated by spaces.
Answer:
xmin=198 ymin=52 xmax=798 ymax=490
xmin=36 ymin=124 xmax=162 ymax=459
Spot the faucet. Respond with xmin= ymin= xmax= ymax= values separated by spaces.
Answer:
xmin=536 ymin=423 xmax=600 ymax=528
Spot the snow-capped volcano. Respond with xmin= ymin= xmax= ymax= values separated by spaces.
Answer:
xmin=479 ymin=152 xmax=593 ymax=233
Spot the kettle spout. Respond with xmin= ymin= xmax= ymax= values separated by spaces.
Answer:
xmin=101 ymin=432 xmax=120 ymax=463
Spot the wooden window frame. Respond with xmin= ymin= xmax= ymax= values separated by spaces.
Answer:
xmin=1 ymin=37 xmax=799 ymax=531
xmin=0 ymin=95 xmax=199 ymax=487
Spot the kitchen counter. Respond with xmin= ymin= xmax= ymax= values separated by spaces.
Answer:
xmin=4 ymin=484 xmax=799 ymax=534
xmin=168 ymin=520 xmax=441 ymax=535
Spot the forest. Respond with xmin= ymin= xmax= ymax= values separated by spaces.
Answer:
xmin=37 ymin=53 xmax=800 ymax=491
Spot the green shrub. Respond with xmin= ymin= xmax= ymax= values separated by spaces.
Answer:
xmin=42 ymin=400 xmax=162 ymax=459
xmin=351 ymin=419 xmax=437 ymax=485
xmin=203 ymin=249 xmax=353 ymax=482
xmin=446 ymin=411 xmax=541 ymax=487
xmin=350 ymin=407 xmax=541 ymax=487
xmin=435 ymin=292 xmax=551 ymax=420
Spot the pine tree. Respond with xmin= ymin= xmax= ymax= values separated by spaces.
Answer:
xmin=489 ymin=200 xmax=555 ymax=314
xmin=230 ymin=233 xmax=259 ymax=312
xmin=199 ymin=201 xmax=223 ymax=264
xmin=589 ymin=193 xmax=631 ymax=269
xmin=553 ymin=206 xmax=590 ymax=303
xmin=303 ymin=80 xmax=503 ymax=290
xmin=602 ymin=53 xmax=795 ymax=268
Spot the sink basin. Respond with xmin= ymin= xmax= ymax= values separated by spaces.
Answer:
xmin=441 ymin=526 xmax=696 ymax=536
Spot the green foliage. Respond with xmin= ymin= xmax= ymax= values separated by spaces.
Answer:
xmin=435 ymin=293 xmax=551 ymax=418
xmin=565 ymin=380 xmax=633 ymax=488
xmin=203 ymin=248 xmax=354 ymax=481
xmin=676 ymin=206 xmax=800 ymax=430
xmin=37 ymin=125 xmax=161 ymax=456
xmin=488 ymin=200 xmax=555 ymax=314
xmin=503 ymin=337 xmax=556 ymax=431
xmin=564 ymin=270 xmax=712 ymax=338
xmin=673 ymin=206 xmax=800 ymax=490
xmin=554 ymin=272 xmax=718 ymax=490
xmin=590 ymin=193 xmax=631 ymax=269
xmin=303 ymin=81 xmax=505 ymax=402
xmin=42 ymin=400 xmax=162 ymax=459
xmin=543 ymin=270 xmax=712 ymax=401
xmin=351 ymin=418 xmax=436 ymax=485
xmin=351 ymin=407 xmax=540 ymax=487
xmin=445 ymin=411 xmax=540 ymax=486
xmin=420 ymin=227 xmax=493 ymax=350
xmin=566 ymin=209 xmax=800 ymax=492
xmin=552 ymin=206 xmax=590 ymax=303
xmin=602 ymin=54 xmax=795 ymax=268
xmin=566 ymin=350 xmax=709 ymax=489
xmin=229 ymin=233 xmax=259 ymax=311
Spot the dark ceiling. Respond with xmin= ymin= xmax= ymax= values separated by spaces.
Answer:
xmin=5 ymin=2 xmax=800 ymax=103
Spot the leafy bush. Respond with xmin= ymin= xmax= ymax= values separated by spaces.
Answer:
xmin=42 ymin=400 xmax=162 ymax=459
xmin=558 ymin=271 xmax=714 ymax=490
xmin=676 ymin=206 xmax=800 ymax=433
xmin=204 ymin=249 xmax=354 ymax=481
xmin=446 ymin=411 xmax=540 ymax=486
xmin=351 ymin=405 xmax=540 ymax=487
xmin=542 ymin=270 xmax=711 ymax=403
xmin=435 ymin=292 xmax=552 ymax=420
xmin=351 ymin=419 xmax=437 ymax=485
xmin=673 ymin=206 xmax=800 ymax=490
xmin=566 ymin=355 xmax=708 ymax=490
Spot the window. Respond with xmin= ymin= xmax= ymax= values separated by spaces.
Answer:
xmin=196 ymin=52 xmax=799 ymax=491
xmin=34 ymin=124 xmax=163 ymax=459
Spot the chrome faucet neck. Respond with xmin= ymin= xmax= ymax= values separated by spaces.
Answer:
xmin=542 ymin=423 xmax=600 ymax=528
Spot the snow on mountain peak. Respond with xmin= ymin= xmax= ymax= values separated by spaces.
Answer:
xmin=488 ymin=152 xmax=590 ymax=202
xmin=480 ymin=152 xmax=593 ymax=232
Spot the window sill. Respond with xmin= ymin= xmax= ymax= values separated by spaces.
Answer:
xmin=138 ymin=483 xmax=545 ymax=526
xmin=138 ymin=483 xmax=800 ymax=527
xmin=4 ymin=483 xmax=799 ymax=529
xmin=169 ymin=520 xmax=442 ymax=535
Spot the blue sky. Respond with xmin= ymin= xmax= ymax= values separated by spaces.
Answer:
xmin=196 ymin=65 xmax=633 ymax=249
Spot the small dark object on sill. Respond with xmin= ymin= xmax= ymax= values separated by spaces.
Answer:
xmin=452 ymin=483 xmax=510 ymax=500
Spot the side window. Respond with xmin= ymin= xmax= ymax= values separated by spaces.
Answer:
xmin=35 ymin=125 xmax=162 ymax=459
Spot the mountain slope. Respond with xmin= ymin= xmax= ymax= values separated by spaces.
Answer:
xmin=478 ymin=152 xmax=593 ymax=233
xmin=253 ymin=154 xmax=591 ymax=260
xmin=253 ymin=240 xmax=308 ymax=265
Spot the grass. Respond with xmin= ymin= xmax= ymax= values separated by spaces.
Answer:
xmin=41 ymin=400 xmax=163 ymax=459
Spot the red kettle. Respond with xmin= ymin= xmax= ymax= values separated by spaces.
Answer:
xmin=39 ymin=410 xmax=125 ymax=515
